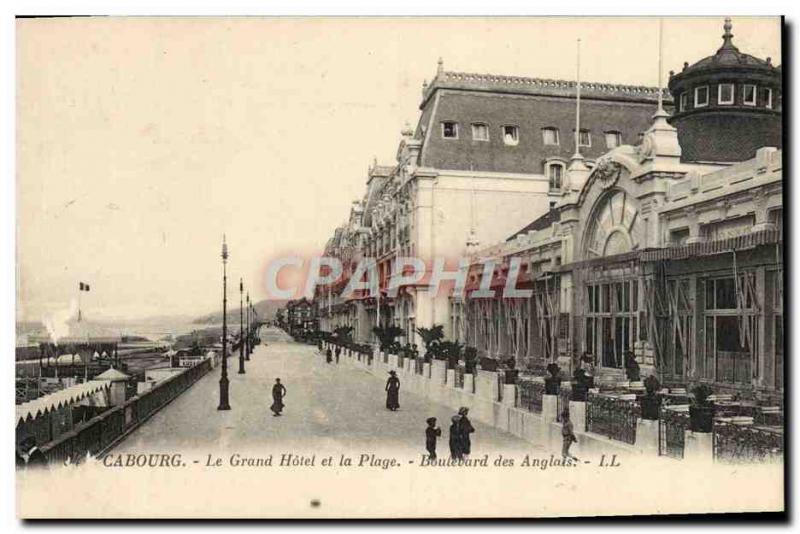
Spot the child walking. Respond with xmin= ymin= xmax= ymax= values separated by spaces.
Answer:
xmin=561 ymin=411 xmax=578 ymax=460
xmin=425 ymin=417 xmax=442 ymax=460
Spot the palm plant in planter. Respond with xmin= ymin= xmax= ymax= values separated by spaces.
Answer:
xmin=415 ymin=325 xmax=444 ymax=362
xmin=640 ymin=375 xmax=662 ymax=420
xmin=689 ymin=383 xmax=715 ymax=432
xmin=372 ymin=325 xmax=404 ymax=351
xmin=463 ymin=346 xmax=478 ymax=374
xmin=438 ymin=340 xmax=463 ymax=369
xmin=333 ymin=326 xmax=354 ymax=344
xmin=545 ymin=362 xmax=562 ymax=394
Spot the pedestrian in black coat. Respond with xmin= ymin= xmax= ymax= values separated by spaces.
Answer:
xmin=425 ymin=417 xmax=441 ymax=460
xmin=449 ymin=415 xmax=463 ymax=460
xmin=458 ymin=407 xmax=475 ymax=458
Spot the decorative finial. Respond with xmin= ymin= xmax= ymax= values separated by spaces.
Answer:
xmin=221 ymin=234 xmax=228 ymax=261
xmin=721 ymin=17 xmax=735 ymax=48
xmin=422 ymin=79 xmax=428 ymax=89
xmin=401 ymin=121 xmax=413 ymax=137
xmin=437 ymin=57 xmax=444 ymax=74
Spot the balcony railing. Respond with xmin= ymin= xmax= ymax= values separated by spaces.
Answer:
xmin=586 ymin=392 xmax=639 ymax=445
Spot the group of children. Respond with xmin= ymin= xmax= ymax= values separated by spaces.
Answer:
xmin=424 ymin=407 xmax=475 ymax=460
xmin=424 ymin=409 xmax=579 ymax=461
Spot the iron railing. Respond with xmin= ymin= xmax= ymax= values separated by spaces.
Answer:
xmin=39 ymin=358 xmax=212 ymax=466
xmin=658 ymin=408 xmax=689 ymax=459
xmin=586 ymin=393 xmax=639 ymax=445
xmin=516 ymin=378 xmax=545 ymax=413
xmin=556 ymin=386 xmax=571 ymax=422
xmin=713 ymin=421 xmax=783 ymax=464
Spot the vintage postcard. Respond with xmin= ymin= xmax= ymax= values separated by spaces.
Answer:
xmin=15 ymin=16 xmax=784 ymax=519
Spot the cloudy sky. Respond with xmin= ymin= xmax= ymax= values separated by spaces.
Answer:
xmin=16 ymin=17 xmax=781 ymax=321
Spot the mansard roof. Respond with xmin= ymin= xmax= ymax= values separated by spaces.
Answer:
xmin=422 ymin=70 xmax=672 ymax=108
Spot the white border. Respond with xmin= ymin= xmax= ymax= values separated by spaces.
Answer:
xmin=2 ymin=2 xmax=797 ymax=532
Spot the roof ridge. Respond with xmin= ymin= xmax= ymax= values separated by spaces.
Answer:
xmin=436 ymin=70 xmax=667 ymax=95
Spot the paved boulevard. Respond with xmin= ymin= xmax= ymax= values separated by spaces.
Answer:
xmin=113 ymin=328 xmax=541 ymax=459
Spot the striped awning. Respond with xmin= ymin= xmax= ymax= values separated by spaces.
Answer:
xmin=640 ymin=228 xmax=781 ymax=262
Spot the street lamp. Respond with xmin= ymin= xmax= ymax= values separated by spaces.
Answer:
xmin=246 ymin=292 xmax=251 ymax=360
xmin=217 ymin=235 xmax=231 ymax=411
xmin=238 ymin=278 xmax=246 ymax=374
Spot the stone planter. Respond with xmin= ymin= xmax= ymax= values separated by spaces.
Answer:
xmin=544 ymin=376 xmax=560 ymax=395
xmin=640 ymin=395 xmax=662 ymax=420
xmin=689 ymin=404 xmax=714 ymax=433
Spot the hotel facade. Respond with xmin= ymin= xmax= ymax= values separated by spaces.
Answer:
xmin=315 ymin=19 xmax=783 ymax=399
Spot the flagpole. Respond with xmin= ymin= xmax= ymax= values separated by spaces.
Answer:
xmin=574 ymin=38 xmax=582 ymax=158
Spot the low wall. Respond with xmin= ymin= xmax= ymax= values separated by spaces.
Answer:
xmin=320 ymin=344 xmax=655 ymax=460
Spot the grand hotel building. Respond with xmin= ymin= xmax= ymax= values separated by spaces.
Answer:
xmin=316 ymin=19 xmax=782 ymax=398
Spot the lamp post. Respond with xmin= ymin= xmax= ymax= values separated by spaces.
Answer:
xmin=217 ymin=235 xmax=231 ymax=411
xmin=246 ymin=292 xmax=251 ymax=359
xmin=238 ymin=278 xmax=246 ymax=374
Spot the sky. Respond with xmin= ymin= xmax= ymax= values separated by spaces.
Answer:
xmin=16 ymin=16 xmax=782 ymax=322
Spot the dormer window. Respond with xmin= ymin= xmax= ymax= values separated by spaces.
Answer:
xmin=743 ymin=84 xmax=757 ymax=106
xmin=542 ymin=127 xmax=559 ymax=146
xmin=546 ymin=161 xmax=565 ymax=192
xmin=502 ymin=125 xmax=519 ymax=146
xmin=471 ymin=123 xmax=489 ymax=141
xmin=679 ymin=92 xmax=688 ymax=112
xmin=441 ymin=121 xmax=458 ymax=139
xmin=604 ymin=131 xmax=622 ymax=149
xmin=578 ymin=129 xmax=591 ymax=147
xmin=695 ymin=86 xmax=709 ymax=107
xmin=764 ymin=87 xmax=773 ymax=109
xmin=718 ymin=83 xmax=734 ymax=105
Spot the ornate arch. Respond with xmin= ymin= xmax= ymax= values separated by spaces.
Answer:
xmin=582 ymin=187 xmax=643 ymax=259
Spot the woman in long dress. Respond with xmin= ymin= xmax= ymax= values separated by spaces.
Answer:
xmin=458 ymin=407 xmax=475 ymax=458
xmin=385 ymin=371 xmax=400 ymax=411
xmin=270 ymin=378 xmax=287 ymax=416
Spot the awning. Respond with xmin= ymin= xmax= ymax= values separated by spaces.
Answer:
xmin=640 ymin=228 xmax=781 ymax=262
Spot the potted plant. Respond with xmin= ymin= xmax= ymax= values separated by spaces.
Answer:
xmin=372 ymin=325 xmax=404 ymax=352
xmin=571 ymin=367 xmax=589 ymax=401
xmin=545 ymin=362 xmax=561 ymax=395
xmin=415 ymin=325 xmax=444 ymax=362
xmin=689 ymin=383 xmax=714 ymax=432
xmin=437 ymin=340 xmax=463 ymax=369
xmin=463 ymin=347 xmax=478 ymax=374
xmin=479 ymin=356 xmax=498 ymax=372
xmin=640 ymin=375 xmax=662 ymax=420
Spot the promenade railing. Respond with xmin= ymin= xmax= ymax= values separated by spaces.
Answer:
xmin=40 ymin=358 xmax=212 ymax=466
